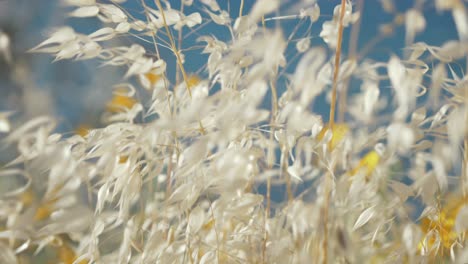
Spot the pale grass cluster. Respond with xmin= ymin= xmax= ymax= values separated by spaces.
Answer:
xmin=0 ymin=0 xmax=468 ymax=263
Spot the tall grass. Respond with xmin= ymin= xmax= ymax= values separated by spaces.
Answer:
xmin=0 ymin=0 xmax=468 ymax=263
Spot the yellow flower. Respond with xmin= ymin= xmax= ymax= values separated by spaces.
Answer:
xmin=20 ymin=189 xmax=35 ymax=207
xmin=19 ymin=188 xmax=54 ymax=221
xmin=316 ymin=123 xmax=349 ymax=150
xmin=419 ymin=195 xmax=467 ymax=255
xmin=118 ymin=155 xmax=128 ymax=163
xmin=30 ymin=185 xmax=62 ymax=221
xmin=106 ymin=89 xmax=137 ymax=113
xmin=56 ymin=239 xmax=88 ymax=264
xmin=75 ymin=124 xmax=92 ymax=137
xmin=34 ymin=195 xmax=61 ymax=221
xmin=349 ymin=150 xmax=380 ymax=178
xmin=34 ymin=204 xmax=53 ymax=221
xmin=145 ymin=72 xmax=161 ymax=85
xmin=186 ymin=75 xmax=201 ymax=89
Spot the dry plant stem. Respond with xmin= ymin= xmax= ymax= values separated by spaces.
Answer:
xmin=142 ymin=0 xmax=174 ymax=118
xmin=142 ymin=0 xmax=178 ymax=200
xmin=175 ymin=0 xmax=185 ymax=86
xmin=154 ymin=0 xmax=207 ymax=135
xmin=338 ymin=0 xmax=363 ymax=122
xmin=86 ymin=176 xmax=92 ymax=207
xmin=165 ymin=149 xmax=174 ymax=199
xmin=283 ymin=149 xmax=293 ymax=203
xmin=154 ymin=0 xmax=192 ymax=98
xmin=321 ymin=171 xmax=334 ymax=264
xmin=262 ymin=15 xmax=276 ymax=263
xmin=266 ymin=79 xmax=278 ymax=215
xmin=329 ymin=0 xmax=347 ymax=127
xmin=239 ymin=0 xmax=245 ymax=17
xmin=322 ymin=1 xmax=347 ymax=263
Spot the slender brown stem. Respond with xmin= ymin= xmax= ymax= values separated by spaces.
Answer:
xmin=329 ymin=0 xmax=348 ymax=127
xmin=322 ymin=1 xmax=347 ymax=263
xmin=338 ymin=0 xmax=363 ymax=122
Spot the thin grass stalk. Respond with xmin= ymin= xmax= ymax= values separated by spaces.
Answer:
xmin=175 ymin=0 xmax=185 ymax=86
xmin=141 ymin=1 xmax=178 ymax=201
xmin=155 ymin=0 xmax=207 ymax=135
xmin=239 ymin=0 xmax=245 ymax=17
xmin=262 ymin=14 xmax=278 ymax=263
xmin=338 ymin=0 xmax=364 ymax=122
xmin=154 ymin=0 xmax=192 ymax=97
xmin=267 ymin=78 xmax=278 ymax=214
xmin=329 ymin=0 xmax=347 ymax=127
xmin=323 ymin=1 xmax=347 ymax=263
